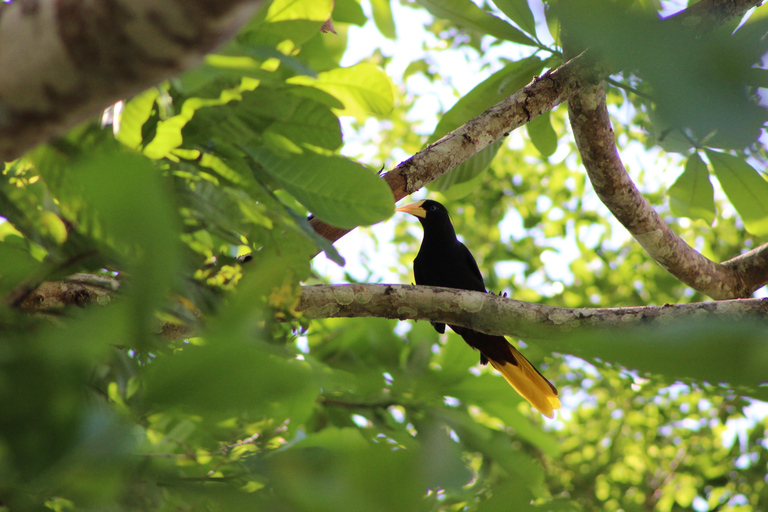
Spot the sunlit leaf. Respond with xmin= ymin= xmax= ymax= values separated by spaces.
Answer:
xmin=265 ymin=0 xmax=333 ymax=22
xmin=707 ymin=150 xmax=768 ymax=236
xmin=526 ymin=111 xmax=558 ymax=158
xmin=417 ymin=0 xmax=536 ymax=46
xmin=245 ymin=146 xmax=394 ymax=228
xmin=115 ymin=88 xmax=159 ymax=149
xmin=370 ymin=0 xmax=396 ymax=38
xmin=288 ymin=63 xmax=394 ymax=118
xmin=493 ymin=0 xmax=537 ymax=35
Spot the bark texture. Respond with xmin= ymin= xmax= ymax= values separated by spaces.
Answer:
xmin=298 ymin=284 xmax=768 ymax=340
xmin=565 ymin=0 xmax=767 ymax=299
xmin=0 ymin=0 xmax=262 ymax=161
xmin=308 ymin=53 xmax=607 ymax=243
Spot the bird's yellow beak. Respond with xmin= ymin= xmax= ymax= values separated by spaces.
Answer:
xmin=395 ymin=200 xmax=427 ymax=218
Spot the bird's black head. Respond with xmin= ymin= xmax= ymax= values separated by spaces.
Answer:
xmin=396 ymin=199 xmax=453 ymax=229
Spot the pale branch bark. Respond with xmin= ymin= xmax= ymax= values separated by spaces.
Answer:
xmin=567 ymin=82 xmax=767 ymax=300
xmin=20 ymin=277 xmax=768 ymax=343
xmin=565 ymin=0 xmax=767 ymax=300
xmin=297 ymin=284 xmax=768 ymax=341
xmin=0 ymin=0 xmax=263 ymax=162
xmin=308 ymin=52 xmax=609 ymax=243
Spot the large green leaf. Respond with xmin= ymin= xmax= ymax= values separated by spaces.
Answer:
xmin=115 ymin=88 xmax=159 ymax=149
xmin=245 ymin=146 xmax=394 ymax=228
xmin=430 ymin=139 xmax=505 ymax=192
xmin=370 ymin=0 xmax=396 ymax=38
xmin=238 ymin=88 xmax=342 ymax=150
xmin=526 ymin=110 xmax=558 ymax=158
xmin=430 ymin=56 xmax=547 ymax=142
xmin=706 ymin=150 xmax=768 ymax=236
xmin=143 ymin=342 xmax=318 ymax=420
xmin=493 ymin=0 xmax=537 ymax=35
xmin=287 ymin=63 xmax=394 ymax=118
xmin=429 ymin=56 xmax=548 ymax=191
xmin=668 ymin=152 xmax=716 ymax=224
xmin=417 ymin=0 xmax=536 ymax=46
xmin=265 ymin=0 xmax=333 ymax=22
xmin=261 ymin=428 xmax=426 ymax=512
xmin=546 ymin=317 xmax=768 ymax=401
xmin=333 ymin=0 xmax=367 ymax=25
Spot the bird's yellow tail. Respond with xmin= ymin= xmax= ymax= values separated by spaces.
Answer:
xmin=489 ymin=349 xmax=561 ymax=418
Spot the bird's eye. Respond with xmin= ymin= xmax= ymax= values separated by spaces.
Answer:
xmin=429 ymin=205 xmax=437 ymax=211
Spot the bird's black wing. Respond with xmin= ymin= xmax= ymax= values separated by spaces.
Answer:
xmin=461 ymin=243 xmax=486 ymax=291
xmin=413 ymin=251 xmax=446 ymax=333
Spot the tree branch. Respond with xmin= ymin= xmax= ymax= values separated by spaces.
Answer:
xmin=296 ymin=284 xmax=768 ymax=340
xmin=308 ymin=52 xmax=608 ymax=243
xmin=20 ymin=278 xmax=768 ymax=344
xmin=566 ymin=0 xmax=766 ymax=300
xmin=0 ymin=0 xmax=264 ymax=162
xmin=567 ymin=81 xmax=765 ymax=299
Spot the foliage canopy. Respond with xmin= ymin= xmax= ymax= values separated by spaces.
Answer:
xmin=1 ymin=0 xmax=767 ymax=511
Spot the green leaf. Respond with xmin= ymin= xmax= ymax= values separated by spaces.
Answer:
xmin=245 ymin=146 xmax=394 ymax=228
xmin=265 ymin=0 xmax=333 ymax=22
xmin=706 ymin=150 xmax=768 ymax=236
xmin=430 ymin=56 xmax=547 ymax=141
xmin=548 ymin=318 xmax=768 ymax=401
xmin=144 ymin=342 xmax=318 ymax=420
xmin=288 ymin=63 xmax=395 ymax=118
xmin=416 ymin=0 xmax=536 ymax=46
xmin=370 ymin=0 xmax=396 ymax=38
xmin=263 ymin=428 xmax=425 ymax=512
xmin=668 ymin=153 xmax=715 ymax=224
xmin=526 ymin=111 xmax=558 ymax=158
xmin=115 ymin=88 xmax=159 ymax=149
xmin=428 ymin=56 xmax=548 ymax=191
xmin=333 ymin=0 xmax=367 ymax=25
xmin=238 ymin=89 xmax=342 ymax=150
xmin=71 ymin=150 xmax=180 ymax=349
xmin=143 ymin=82 xmax=258 ymax=159
xmin=430 ymin=139 xmax=504 ymax=192
xmin=493 ymin=0 xmax=537 ymax=35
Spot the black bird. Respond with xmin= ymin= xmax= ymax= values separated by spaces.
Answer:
xmin=397 ymin=199 xmax=561 ymax=418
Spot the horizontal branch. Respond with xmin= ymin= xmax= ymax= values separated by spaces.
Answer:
xmin=22 ymin=278 xmax=768 ymax=345
xmin=297 ymin=284 xmax=768 ymax=340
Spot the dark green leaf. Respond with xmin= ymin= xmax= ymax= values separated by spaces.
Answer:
xmin=526 ymin=111 xmax=558 ymax=158
xmin=428 ymin=57 xmax=548 ymax=191
xmin=239 ymin=88 xmax=342 ymax=150
xmin=333 ymin=0 xmax=367 ymax=26
xmin=417 ymin=0 xmax=536 ymax=45
xmin=668 ymin=153 xmax=716 ymax=224
xmin=245 ymin=146 xmax=394 ymax=228
xmin=430 ymin=139 xmax=505 ymax=192
xmin=706 ymin=150 xmax=768 ymax=236
xmin=493 ymin=0 xmax=537 ymax=35
xmin=430 ymin=56 xmax=547 ymax=141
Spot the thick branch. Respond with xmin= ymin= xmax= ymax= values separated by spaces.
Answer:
xmin=0 ymin=0 xmax=263 ymax=161
xmin=23 ymin=278 xmax=768 ymax=343
xmin=297 ymin=284 xmax=768 ymax=340
xmin=567 ymin=82 xmax=764 ymax=299
xmin=566 ymin=0 xmax=766 ymax=299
